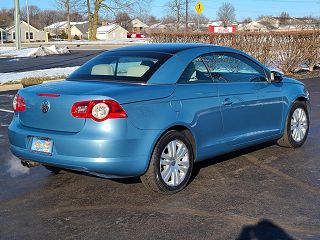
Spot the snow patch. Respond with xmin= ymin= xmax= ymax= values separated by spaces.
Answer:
xmin=0 ymin=66 xmax=79 ymax=84
xmin=0 ymin=45 xmax=70 ymax=58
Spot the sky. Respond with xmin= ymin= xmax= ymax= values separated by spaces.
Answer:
xmin=1 ymin=0 xmax=320 ymax=21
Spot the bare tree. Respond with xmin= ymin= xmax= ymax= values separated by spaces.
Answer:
xmin=115 ymin=12 xmax=131 ymax=30
xmin=56 ymin=0 xmax=77 ymax=41
xmin=165 ymin=0 xmax=185 ymax=30
xmin=0 ymin=9 xmax=15 ymax=28
xmin=242 ymin=17 xmax=252 ymax=24
xmin=217 ymin=2 xmax=236 ymax=26
xmin=279 ymin=11 xmax=290 ymax=25
xmin=85 ymin=0 xmax=151 ymax=40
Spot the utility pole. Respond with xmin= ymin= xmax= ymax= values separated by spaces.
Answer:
xmin=26 ymin=0 xmax=31 ymax=43
xmin=185 ymin=0 xmax=188 ymax=31
xmin=14 ymin=0 xmax=22 ymax=50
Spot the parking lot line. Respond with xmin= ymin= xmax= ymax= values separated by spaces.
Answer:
xmin=0 ymin=109 xmax=14 ymax=113
xmin=244 ymin=154 xmax=320 ymax=195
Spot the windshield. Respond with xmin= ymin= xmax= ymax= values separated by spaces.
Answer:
xmin=68 ymin=51 xmax=172 ymax=83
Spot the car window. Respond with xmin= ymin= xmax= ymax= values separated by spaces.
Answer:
xmin=68 ymin=52 xmax=171 ymax=83
xmin=178 ymin=57 xmax=213 ymax=84
xmin=201 ymin=53 xmax=267 ymax=83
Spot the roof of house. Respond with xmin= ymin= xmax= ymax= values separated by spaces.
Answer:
xmin=239 ymin=21 xmax=269 ymax=31
xmin=6 ymin=20 xmax=42 ymax=32
xmin=71 ymin=22 xmax=89 ymax=34
xmin=97 ymin=24 xmax=128 ymax=33
xmin=45 ymin=21 xmax=88 ymax=30
xmin=130 ymin=18 xmax=149 ymax=28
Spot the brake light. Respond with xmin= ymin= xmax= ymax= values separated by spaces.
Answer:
xmin=37 ymin=93 xmax=60 ymax=97
xmin=13 ymin=94 xmax=26 ymax=112
xmin=71 ymin=100 xmax=127 ymax=122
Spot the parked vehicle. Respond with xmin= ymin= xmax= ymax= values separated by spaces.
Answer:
xmin=127 ymin=33 xmax=146 ymax=38
xmin=8 ymin=43 xmax=311 ymax=193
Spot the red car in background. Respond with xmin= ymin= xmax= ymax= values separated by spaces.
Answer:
xmin=127 ymin=33 xmax=146 ymax=38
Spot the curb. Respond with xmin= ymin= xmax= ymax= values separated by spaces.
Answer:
xmin=0 ymin=79 xmax=64 ymax=92
xmin=0 ymin=84 xmax=23 ymax=92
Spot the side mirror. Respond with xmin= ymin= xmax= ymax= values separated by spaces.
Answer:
xmin=270 ymin=71 xmax=283 ymax=83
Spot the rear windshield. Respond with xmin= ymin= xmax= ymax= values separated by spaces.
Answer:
xmin=68 ymin=51 xmax=171 ymax=83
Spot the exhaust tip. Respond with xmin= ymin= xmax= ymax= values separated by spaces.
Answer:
xmin=20 ymin=160 xmax=39 ymax=168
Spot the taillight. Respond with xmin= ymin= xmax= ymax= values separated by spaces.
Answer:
xmin=71 ymin=100 xmax=127 ymax=122
xmin=13 ymin=94 xmax=26 ymax=112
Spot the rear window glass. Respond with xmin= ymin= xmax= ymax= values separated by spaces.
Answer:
xmin=68 ymin=51 xmax=171 ymax=83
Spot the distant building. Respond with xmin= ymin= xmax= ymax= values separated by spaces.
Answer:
xmin=45 ymin=21 xmax=89 ymax=37
xmin=129 ymin=19 xmax=149 ymax=33
xmin=208 ymin=23 xmax=237 ymax=33
xmin=96 ymin=24 xmax=128 ymax=40
xmin=6 ymin=20 xmax=46 ymax=42
xmin=239 ymin=16 xmax=320 ymax=32
xmin=238 ymin=21 xmax=270 ymax=32
xmin=0 ymin=27 xmax=8 ymax=42
xmin=70 ymin=22 xmax=89 ymax=39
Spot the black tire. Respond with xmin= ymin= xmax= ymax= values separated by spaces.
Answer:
xmin=141 ymin=130 xmax=194 ymax=194
xmin=277 ymin=101 xmax=309 ymax=148
xmin=43 ymin=165 xmax=61 ymax=174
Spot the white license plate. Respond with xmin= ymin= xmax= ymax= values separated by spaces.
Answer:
xmin=31 ymin=137 xmax=53 ymax=154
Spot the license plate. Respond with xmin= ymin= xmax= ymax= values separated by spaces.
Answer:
xmin=31 ymin=137 xmax=53 ymax=154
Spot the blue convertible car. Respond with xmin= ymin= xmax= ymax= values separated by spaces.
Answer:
xmin=9 ymin=44 xmax=310 ymax=193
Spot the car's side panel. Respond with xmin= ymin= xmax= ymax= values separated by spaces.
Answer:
xmin=279 ymin=79 xmax=310 ymax=132
xmin=218 ymin=82 xmax=271 ymax=146
xmin=256 ymin=82 xmax=284 ymax=138
xmin=172 ymin=84 xmax=225 ymax=161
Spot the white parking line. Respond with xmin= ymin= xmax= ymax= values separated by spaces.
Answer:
xmin=0 ymin=109 xmax=14 ymax=113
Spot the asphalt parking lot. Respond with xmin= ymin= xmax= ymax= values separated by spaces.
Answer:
xmin=0 ymin=78 xmax=320 ymax=240
xmin=0 ymin=50 xmax=103 ymax=73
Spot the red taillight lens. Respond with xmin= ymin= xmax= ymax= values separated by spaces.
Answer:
xmin=13 ymin=94 xmax=26 ymax=112
xmin=71 ymin=100 xmax=127 ymax=122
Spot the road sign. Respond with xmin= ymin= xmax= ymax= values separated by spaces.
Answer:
xmin=195 ymin=1 xmax=204 ymax=15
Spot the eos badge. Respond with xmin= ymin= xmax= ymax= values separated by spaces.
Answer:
xmin=40 ymin=100 xmax=50 ymax=113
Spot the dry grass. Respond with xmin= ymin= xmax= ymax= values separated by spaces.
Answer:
xmin=150 ymin=30 xmax=320 ymax=74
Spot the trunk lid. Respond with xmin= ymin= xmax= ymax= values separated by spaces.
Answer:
xmin=18 ymin=80 xmax=175 ymax=132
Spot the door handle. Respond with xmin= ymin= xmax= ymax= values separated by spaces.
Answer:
xmin=222 ymin=98 xmax=233 ymax=106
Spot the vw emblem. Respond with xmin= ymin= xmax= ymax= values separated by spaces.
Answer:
xmin=40 ymin=100 xmax=50 ymax=113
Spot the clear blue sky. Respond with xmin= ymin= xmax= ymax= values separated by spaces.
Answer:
xmin=1 ymin=0 xmax=320 ymax=20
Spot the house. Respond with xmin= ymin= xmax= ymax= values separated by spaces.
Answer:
xmin=96 ymin=24 xmax=128 ymax=40
xmin=71 ymin=22 xmax=89 ymax=39
xmin=129 ymin=19 xmax=149 ymax=33
xmin=6 ymin=20 xmax=46 ymax=42
xmin=238 ymin=21 xmax=270 ymax=32
xmin=0 ymin=27 xmax=8 ymax=43
xmin=45 ymin=21 xmax=89 ymax=37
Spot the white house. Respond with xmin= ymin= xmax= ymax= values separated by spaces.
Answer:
xmin=45 ymin=21 xmax=89 ymax=37
xmin=130 ymin=18 xmax=149 ymax=33
xmin=96 ymin=24 xmax=128 ymax=40
xmin=7 ymin=20 xmax=46 ymax=42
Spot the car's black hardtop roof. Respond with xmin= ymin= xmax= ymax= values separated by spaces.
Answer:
xmin=109 ymin=43 xmax=214 ymax=55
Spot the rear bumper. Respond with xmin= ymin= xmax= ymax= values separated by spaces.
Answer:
xmin=8 ymin=116 xmax=159 ymax=177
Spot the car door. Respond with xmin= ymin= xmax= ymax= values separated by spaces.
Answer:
xmin=202 ymin=52 xmax=279 ymax=146
xmin=173 ymin=56 xmax=224 ymax=160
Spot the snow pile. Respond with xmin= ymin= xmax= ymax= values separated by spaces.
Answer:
xmin=0 ymin=66 xmax=79 ymax=84
xmin=0 ymin=45 xmax=70 ymax=58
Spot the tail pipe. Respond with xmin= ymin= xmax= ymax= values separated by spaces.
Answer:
xmin=21 ymin=160 xmax=40 ymax=168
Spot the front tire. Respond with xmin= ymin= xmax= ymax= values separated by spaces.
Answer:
xmin=141 ymin=130 xmax=194 ymax=194
xmin=277 ymin=101 xmax=309 ymax=148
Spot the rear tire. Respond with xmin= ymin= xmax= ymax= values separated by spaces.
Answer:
xmin=277 ymin=101 xmax=309 ymax=148
xmin=141 ymin=130 xmax=194 ymax=194
xmin=44 ymin=165 xmax=61 ymax=174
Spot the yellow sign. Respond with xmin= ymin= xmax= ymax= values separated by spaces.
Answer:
xmin=195 ymin=1 xmax=204 ymax=15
